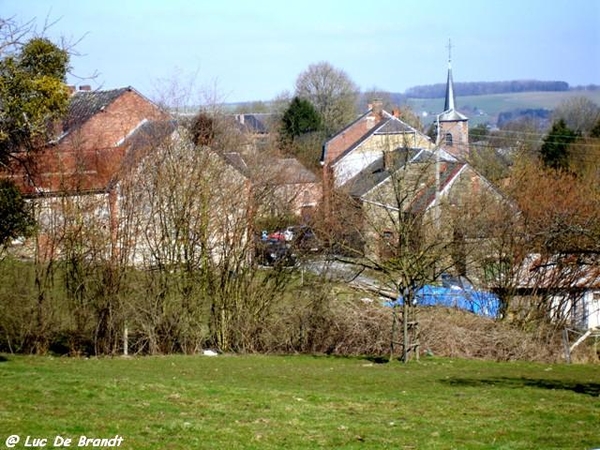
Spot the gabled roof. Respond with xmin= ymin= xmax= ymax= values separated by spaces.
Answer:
xmin=110 ymin=119 xmax=178 ymax=188
xmin=326 ymin=111 xmax=428 ymax=166
xmin=234 ymin=113 xmax=274 ymax=134
xmin=222 ymin=152 xmax=251 ymax=177
xmin=320 ymin=109 xmax=377 ymax=164
xmin=376 ymin=112 xmax=419 ymax=134
xmin=345 ymin=147 xmax=424 ymax=197
xmin=408 ymin=162 xmax=465 ymax=214
xmin=121 ymin=119 xmax=177 ymax=153
xmin=271 ymin=158 xmax=318 ymax=184
xmin=344 ymin=146 xmax=467 ymax=214
xmin=63 ymin=87 xmax=132 ymax=133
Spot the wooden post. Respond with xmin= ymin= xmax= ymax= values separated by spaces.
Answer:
xmin=402 ymin=301 xmax=409 ymax=363
xmin=389 ymin=304 xmax=398 ymax=362
xmin=123 ymin=323 xmax=129 ymax=356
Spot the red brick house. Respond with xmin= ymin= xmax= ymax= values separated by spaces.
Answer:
xmin=3 ymin=86 xmax=170 ymax=260
xmin=3 ymin=86 xmax=270 ymax=267
xmin=7 ymin=86 xmax=168 ymax=196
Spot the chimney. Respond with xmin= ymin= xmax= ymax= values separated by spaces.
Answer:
xmin=370 ymin=99 xmax=383 ymax=117
xmin=392 ymin=108 xmax=401 ymax=118
xmin=383 ymin=150 xmax=394 ymax=170
xmin=78 ymin=85 xmax=91 ymax=91
xmin=67 ymin=85 xmax=76 ymax=95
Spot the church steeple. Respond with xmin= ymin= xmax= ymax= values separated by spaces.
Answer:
xmin=444 ymin=43 xmax=456 ymax=112
xmin=438 ymin=39 xmax=469 ymax=158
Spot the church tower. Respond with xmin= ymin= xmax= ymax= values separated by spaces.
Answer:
xmin=437 ymin=40 xmax=469 ymax=159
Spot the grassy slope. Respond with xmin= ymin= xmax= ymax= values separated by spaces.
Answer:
xmin=407 ymin=90 xmax=600 ymax=126
xmin=0 ymin=354 xmax=598 ymax=449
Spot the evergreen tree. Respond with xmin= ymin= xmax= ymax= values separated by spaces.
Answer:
xmin=539 ymin=119 xmax=578 ymax=171
xmin=280 ymin=96 xmax=322 ymax=142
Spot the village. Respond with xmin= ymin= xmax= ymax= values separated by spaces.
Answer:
xmin=1 ymin=3 xmax=600 ymax=447
xmin=1 ymin=36 xmax=599 ymax=361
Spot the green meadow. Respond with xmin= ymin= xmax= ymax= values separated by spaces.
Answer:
xmin=0 ymin=354 xmax=598 ymax=449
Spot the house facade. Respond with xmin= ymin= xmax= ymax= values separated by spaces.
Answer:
xmin=506 ymin=254 xmax=600 ymax=330
xmin=321 ymin=101 xmax=433 ymax=188
xmin=7 ymin=86 xmax=168 ymax=196
xmin=343 ymin=147 xmax=503 ymax=262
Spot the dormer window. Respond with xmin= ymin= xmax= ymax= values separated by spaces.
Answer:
xmin=445 ymin=133 xmax=453 ymax=146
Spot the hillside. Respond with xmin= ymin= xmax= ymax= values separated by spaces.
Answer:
xmin=228 ymin=88 xmax=600 ymax=128
xmin=405 ymin=89 xmax=600 ymax=127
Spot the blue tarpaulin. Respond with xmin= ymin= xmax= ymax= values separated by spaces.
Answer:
xmin=386 ymin=282 xmax=500 ymax=318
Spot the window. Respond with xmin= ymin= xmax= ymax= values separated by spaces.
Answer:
xmin=445 ymin=133 xmax=453 ymax=146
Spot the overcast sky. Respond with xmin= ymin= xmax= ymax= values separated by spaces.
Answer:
xmin=3 ymin=0 xmax=599 ymax=103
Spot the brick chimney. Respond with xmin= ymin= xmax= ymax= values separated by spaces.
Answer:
xmin=78 ymin=85 xmax=91 ymax=91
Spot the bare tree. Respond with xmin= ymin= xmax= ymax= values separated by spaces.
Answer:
xmin=118 ymin=120 xmax=293 ymax=353
xmin=295 ymin=61 xmax=360 ymax=135
xmin=552 ymin=96 xmax=600 ymax=137
xmin=327 ymin=148 xmax=456 ymax=361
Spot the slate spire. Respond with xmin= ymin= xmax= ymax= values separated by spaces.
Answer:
xmin=443 ymin=39 xmax=455 ymax=112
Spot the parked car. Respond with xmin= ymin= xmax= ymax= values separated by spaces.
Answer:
xmin=255 ymin=237 xmax=296 ymax=267
xmin=284 ymin=226 xmax=320 ymax=252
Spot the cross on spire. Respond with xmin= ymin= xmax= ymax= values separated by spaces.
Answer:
xmin=446 ymin=38 xmax=452 ymax=64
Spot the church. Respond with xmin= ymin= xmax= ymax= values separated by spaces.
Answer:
xmin=436 ymin=45 xmax=470 ymax=159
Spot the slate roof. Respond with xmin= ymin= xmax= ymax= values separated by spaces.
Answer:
xmin=440 ymin=62 xmax=468 ymax=122
xmin=374 ymin=115 xmax=418 ymax=134
xmin=344 ymin=147 xmax=466 ymax=214
xmin=222 ymin=152 xmax=251 ymax=177
xmin=345 ymin=148 xmax=423 ymax=198
xmin=121 ymin=119 xmax=177 ymax=154
xmin=408 ymin=162 xmax=464 ymax=214
xmin=328 ymin=113 xmax=423 ymax=166
xmin=234 ymin=113 xmax=274 ymax=134
xmin=271 ymin=158 xmax=318 ymax=184
xmin=439 ymin=108 xmax=468 ymax=122
xmin=63 ymin=87 xmax=131 ymax=133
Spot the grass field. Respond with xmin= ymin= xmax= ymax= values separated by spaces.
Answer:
xmin=0 ymin=354 xmax=598 ymax=449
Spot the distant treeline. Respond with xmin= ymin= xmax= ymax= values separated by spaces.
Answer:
xmin=405 ymin=80 xmax=571 ymax=98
